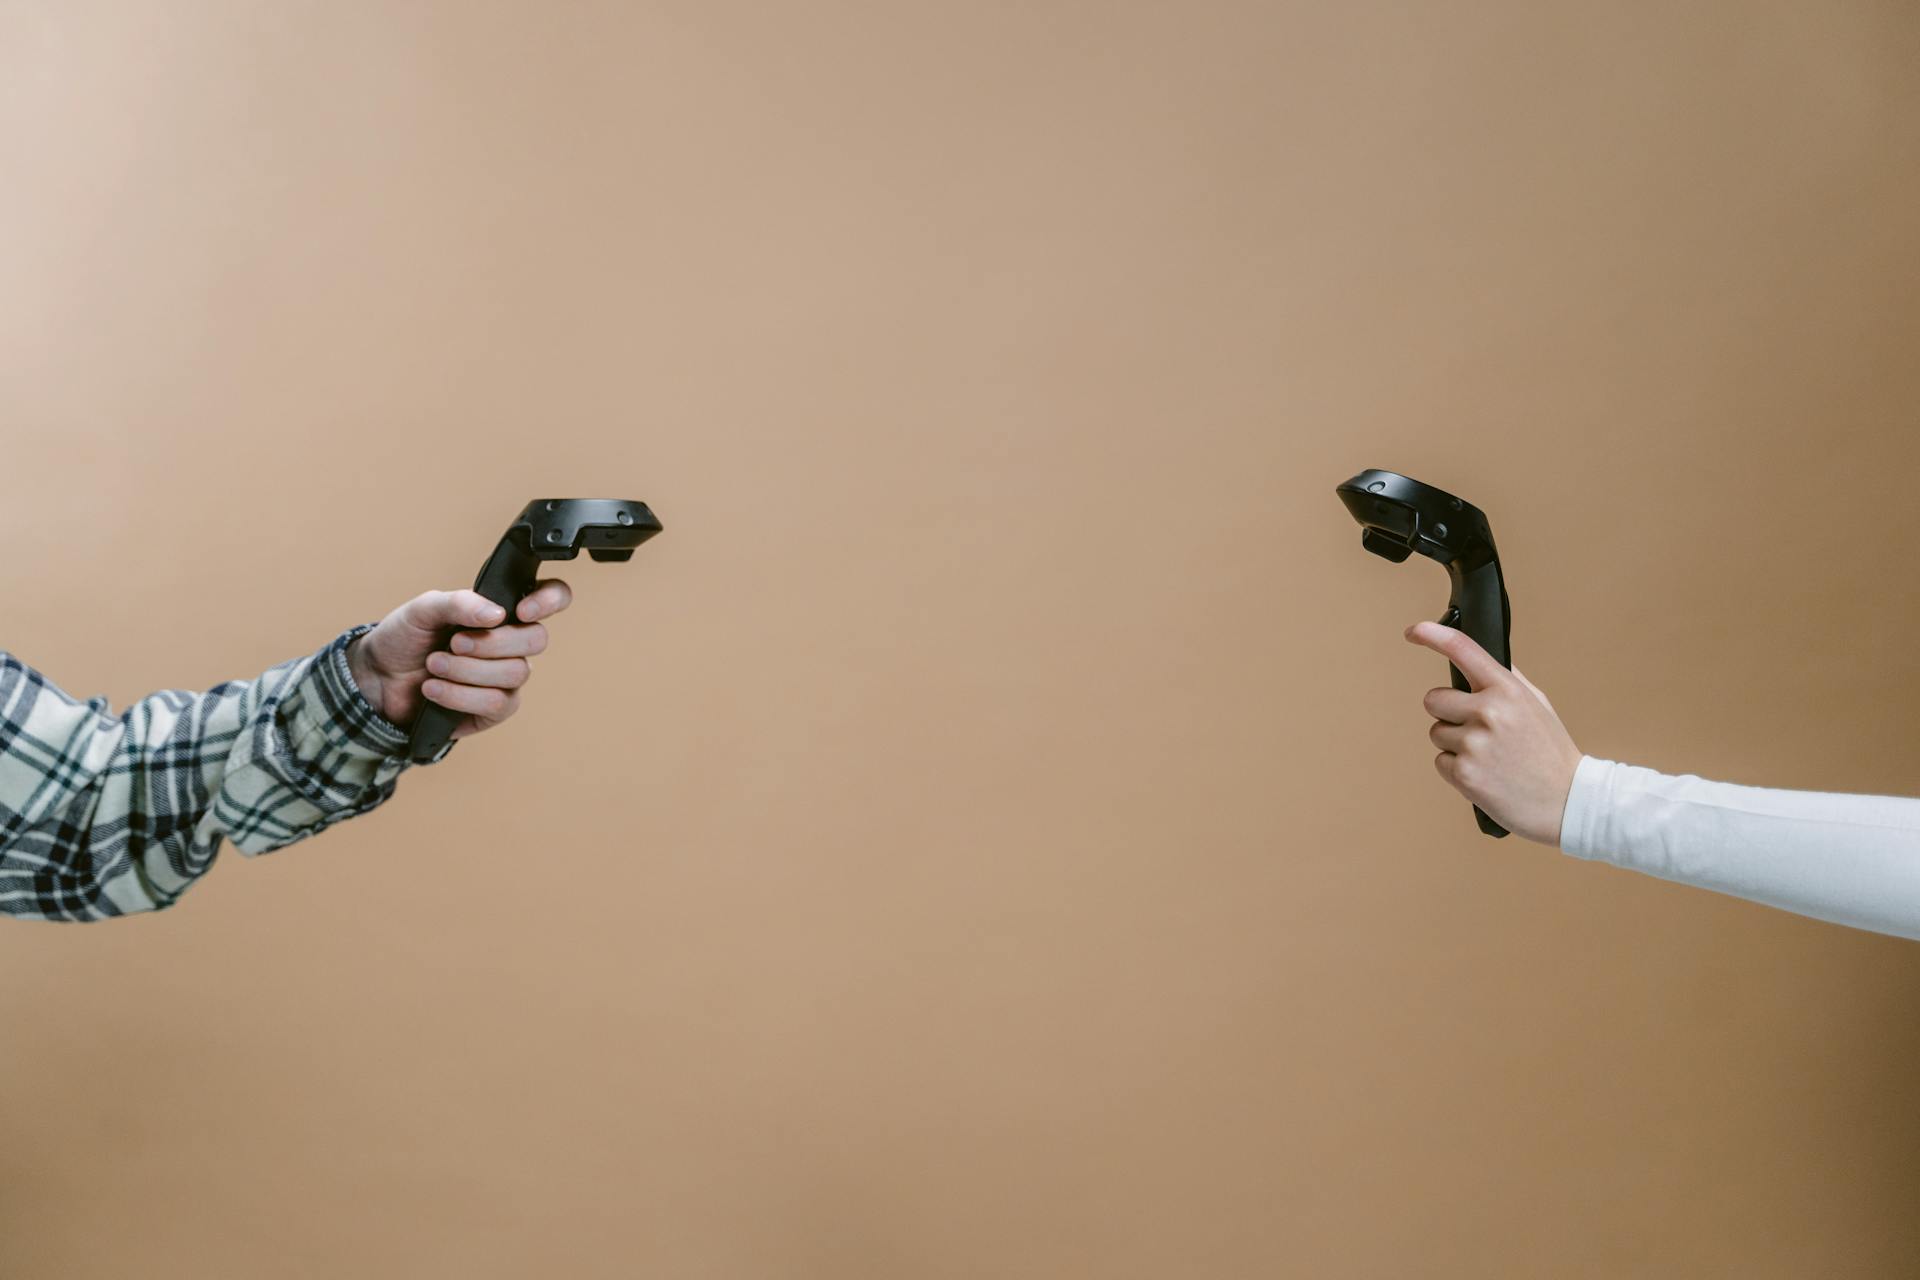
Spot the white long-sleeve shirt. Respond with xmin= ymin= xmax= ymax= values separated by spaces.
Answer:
xmin=1560 ymin=755 xmax=1920 ymax=941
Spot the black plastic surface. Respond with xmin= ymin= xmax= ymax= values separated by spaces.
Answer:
xmin=407 ymin=499 xmax=662 ymax=763
xmin=1335 ymin=469 xmax=1512 ymax=838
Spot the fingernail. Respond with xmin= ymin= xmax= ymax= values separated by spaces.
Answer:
xmin=451 ymin=636 xmax=470 ymax=655
xmin=427 ymin=654 xmax=447 ymax=674
xmin=484 ymin=606 xmax=506 ymax=623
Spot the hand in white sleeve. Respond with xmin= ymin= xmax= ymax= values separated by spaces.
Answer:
xmin=1403 ymin=620 xmax=1583 ymax=844
xmin=1403 ymin=620 xmax=1920 ymax=941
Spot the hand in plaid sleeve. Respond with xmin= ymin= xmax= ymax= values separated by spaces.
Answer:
xmin=346 ymin=579 xmax=573 ymax=744
xmin=0 ymin=579 xmax=571 ymax=922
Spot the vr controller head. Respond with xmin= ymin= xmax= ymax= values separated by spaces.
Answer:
xmin=512 ymin=498 xmax=662 ymax=562
xmin=1334 ymin=469 xmax=1497 ymax=572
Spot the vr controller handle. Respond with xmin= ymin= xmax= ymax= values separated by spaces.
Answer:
xmin=1443 ymin=558 xmax=1512 ymax=839
xmin=1444 ymin=658 xmax=1509 ymax=839
xmin=406 ymin=533 xmax=542 ymax=764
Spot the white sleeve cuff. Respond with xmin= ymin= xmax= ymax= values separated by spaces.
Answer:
xmin=1558 ymin=754 xmax=1618 ymax=859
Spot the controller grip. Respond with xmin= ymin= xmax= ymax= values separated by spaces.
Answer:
xmin=1446 ymin=658 xmax=1510 ymax=838
xmin=1444 ymin=558 xmax=1513 ymax=839
xmin=406 ymin=534 xmax=541 ymax=763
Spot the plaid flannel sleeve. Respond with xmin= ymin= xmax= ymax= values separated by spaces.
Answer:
xmin=0 ymin=624 xmax=451 ymax=922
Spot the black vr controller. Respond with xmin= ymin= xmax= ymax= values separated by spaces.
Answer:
xmin=407 ymin=498 xmax=663 ymax=764
xmin=1335 ymin=469 xmax=1512 ymax=838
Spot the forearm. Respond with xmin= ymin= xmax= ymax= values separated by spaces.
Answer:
xmin=0 ymin=624 xmax=426 ymax=922
xmin=1560 ymin=756 xmax=1920 ymax=941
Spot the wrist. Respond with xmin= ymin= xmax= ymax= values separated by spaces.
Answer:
xmin=1536 ymin=746 xmax=1582 ymax=846
xmin=345 ymin=634 xmax=380 ymax=707
xmin=311 ymin=624 xmax=414 ymax=760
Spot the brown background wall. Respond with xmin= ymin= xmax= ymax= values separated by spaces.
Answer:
xmin=3 ymin=2 xmax=1919 ymax=1276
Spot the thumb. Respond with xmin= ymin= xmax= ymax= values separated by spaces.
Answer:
xmin=404 ymin=589 xmax=507 ymax=634
xmin=1403 ymin=619 xmax=1511 ymax=692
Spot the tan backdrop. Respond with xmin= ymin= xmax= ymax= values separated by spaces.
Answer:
xmin=3 ymin=2 xmax=1919 ymax=1276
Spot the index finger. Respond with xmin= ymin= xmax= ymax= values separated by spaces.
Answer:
xmin=517 ymin=579 xmax=574 ymax=622
xmin=1403 ymin=620 xmax=1510 ymax=692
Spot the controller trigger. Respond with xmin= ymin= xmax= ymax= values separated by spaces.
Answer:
xmin=1439 ymin=606 xmax=1462 ymax=628
xmin=1360 ymin=528 xmax=1413 ymax=563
